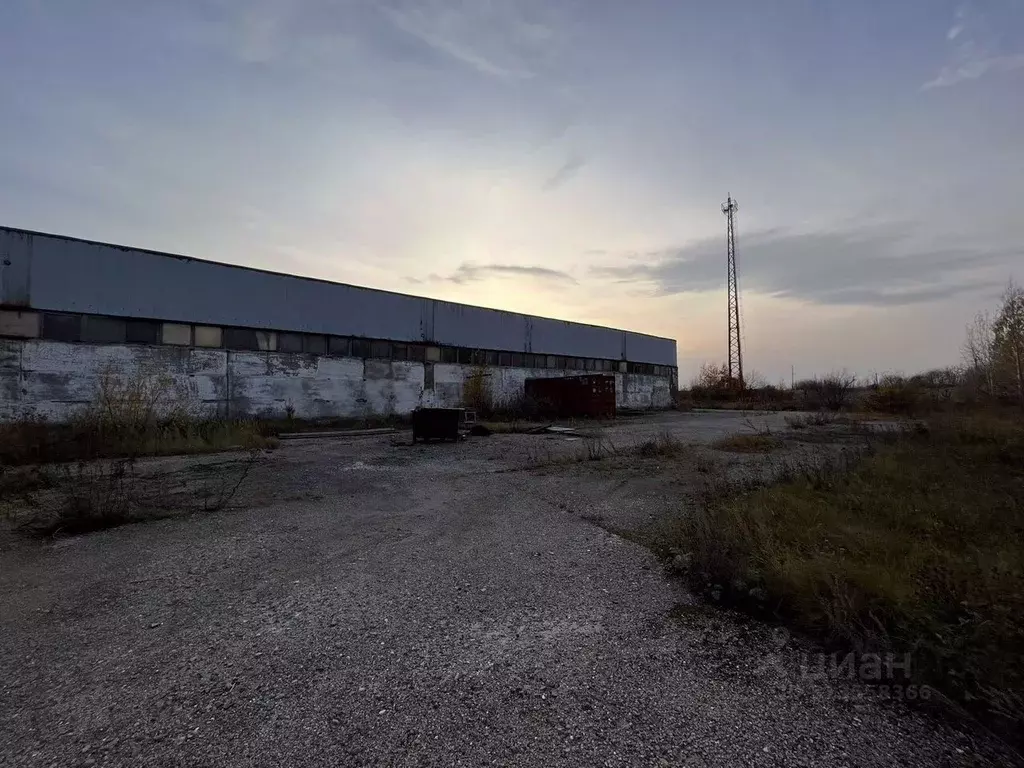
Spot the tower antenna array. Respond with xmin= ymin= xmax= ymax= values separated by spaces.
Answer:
xmin=722 ymin=195 xmax=743 ymax=388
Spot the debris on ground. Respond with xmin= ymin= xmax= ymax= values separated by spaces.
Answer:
xmin=526 ymin=424 xmax=578 ymax=435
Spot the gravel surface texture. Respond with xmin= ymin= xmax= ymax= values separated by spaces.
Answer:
xmin=1 ymin=411 xmax=1018 ymax=767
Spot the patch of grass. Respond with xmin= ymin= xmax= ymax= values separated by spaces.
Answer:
xmin=0 ymin=464 xmax=55 ymax=498
xmin=133 ymin=420 xmax=280 ymax=456
xmin=583 ymin=436 xmax=617 ymax=461
xmin=632 ymin=432 xmax=687 ymax=458
xmin=0 ymin=416 xmax=278 ymax=466
xmin=661 ymin=412 xmax=1024 ymax=738
xmin=523 ymin=431 xmax=695 ymax=469
xmin=710 ymin=433 xmax=783 ymax=453
xmin=42 ymin=459 xmax=138 ymax=536
xmin=784 ymin=411 xmax=844 ymax=429
xmin=2 ymin=370 xmax=273 ymax=536
xmin=7 ymin=449 xmax=265 ymax=538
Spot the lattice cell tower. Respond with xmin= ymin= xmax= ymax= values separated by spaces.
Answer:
xmin=722 ymin=195 xmax=744 ymax=388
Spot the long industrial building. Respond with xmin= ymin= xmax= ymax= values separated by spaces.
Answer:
xmin=0 ymin=226 xmax=678 ymax=422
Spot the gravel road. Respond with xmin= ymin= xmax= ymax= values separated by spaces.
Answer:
xmin=1 ymin=411 xmax=1018 ymax=766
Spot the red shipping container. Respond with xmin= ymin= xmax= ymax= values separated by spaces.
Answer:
xmin=524 ymin=375 xmax=616 ymax=419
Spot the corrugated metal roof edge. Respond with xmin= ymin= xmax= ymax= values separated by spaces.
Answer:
xmin=1 ymin=225 xmax=677 ymax=345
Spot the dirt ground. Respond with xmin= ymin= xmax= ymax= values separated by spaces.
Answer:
xmin=0 ymin=411 xmax=1018 ymax=767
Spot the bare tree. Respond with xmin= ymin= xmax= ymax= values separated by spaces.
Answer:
xmin=962 ymin=310 xmax=995 ymax=398
xmin=992 ymin=280 xmax=1024 ymax=407
xmin=691 ymin=362 xmax=730 ymax=391
xmin=744 ymin=369 xmax=768 ymax=390
xmin=799 ymin=370 xmax=857 ymax=411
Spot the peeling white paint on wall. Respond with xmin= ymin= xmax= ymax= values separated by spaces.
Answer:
xmin=615 ymin=371 xmax=672 ymax=410
xmin=0 ymin=340 xmax=673 ymax=422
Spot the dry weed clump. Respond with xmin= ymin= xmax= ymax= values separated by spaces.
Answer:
xmin=1 ymin=367 xmax=271 ymax=537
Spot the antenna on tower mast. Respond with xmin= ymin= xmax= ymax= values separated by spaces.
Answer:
xmin=722 ymin=195 xmax=744 ymax=389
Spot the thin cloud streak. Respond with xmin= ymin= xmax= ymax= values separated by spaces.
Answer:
xmin=376 ymin=0 xmax=552 ymax=79
xmin=591 ymin=224 xmax=1017 ymax=307
xmin=924 ymin=1 xmax=1024 ymax=88
xmin=924 ymin=52 xmax=1024 ymax=88
xmin=425 ymin=263 xmax=577 ymax=285
xmin=542 ymin=155 xmax=586 ymax=190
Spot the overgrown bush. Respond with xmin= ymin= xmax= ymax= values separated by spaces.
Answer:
xmin=688 ymin=362 xmax=737 ymax=403
xmin=796 ymin=370 xmax=857 ymax=411
xmin=660 ymin=412 xmax=1024 ymax=740
xmin=710 ymin=433 xmax=782 ymax=452
xmin=0 ymin=368 xmax=276 ymax=466
xmin=6 ymin=448 xmax=263 ymax=538
xmin=1 ymin=368 xmax=270 ymax=536
xmin=40 ymin=458 xmax=138 ymax=536
xmin=784 ymin=411 xmax=839 ymax=429
xmin=632 ymin=432 xmax=687 ymax=457
xmin=686 ymin=364 xmax=801 ymax=410
xmin=863 ymin=374 xmax=923 ymax=415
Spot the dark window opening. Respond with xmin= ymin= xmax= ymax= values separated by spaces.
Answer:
xmin=351 ymin=339 xmax=371 ymax=358
xmin=440 ymin=347 xmax=457 ymax=364
xmin=126 ymin=319 xmax=160 ymax=345
xmin=370 ymin=340 xmax=390 ymax=359
xmin=82 ymin=316 xmax=127 ymax=344
xmin=303 ymin=335 xmax=326 ymax=355
xmin=408 ymin=345 xmax=426 ymax=362
xmin=278 ymin=332 xmax=304 ymax=353
xmin=41 ymin=313 xmax=82 ymax=342
xmin=223 ymin=328 xmax=261 ymax=351
xmin=329 ymin=336 xmax=350 ymax=356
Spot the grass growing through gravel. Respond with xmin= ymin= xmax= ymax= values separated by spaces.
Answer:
xmin=632 ymin=432 xmax=688 ymax=457
xmin=1 ymin=370 xmax=275 ymax=536
xmin=0 ymin=418 xmax=279 ymax=465
xmin=525 ymin=431 xmax=688 ymax=467
xmin=661 ymin=411 xmax=1024 ymax=735
xmin=710 ymin=432 xmax=783 ymax=452
xmin=2 ymin=450 xmax=266 ymax=538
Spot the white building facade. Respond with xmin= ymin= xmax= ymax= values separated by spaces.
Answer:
xmin=0 ymin=227 xmax=677 ymax=422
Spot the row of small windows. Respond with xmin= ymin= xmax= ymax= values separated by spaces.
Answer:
xmin=30 ymin=312 xmax=675 ymax=377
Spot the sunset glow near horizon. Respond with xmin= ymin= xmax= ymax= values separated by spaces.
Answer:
xmin=3 ymin=1 xmax=1023 ymax=383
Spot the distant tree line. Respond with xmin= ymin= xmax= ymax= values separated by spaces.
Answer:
xmin=684 ymin=279 xmax=1024 ymax=413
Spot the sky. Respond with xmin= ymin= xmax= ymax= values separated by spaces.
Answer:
xmin=2 ymin=0 xmax=1023 ymax=383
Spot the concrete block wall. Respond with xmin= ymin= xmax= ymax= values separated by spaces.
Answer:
xmin=616 ymin=372 xmax=673 ymax=410
xmin=0 ymin=339 xmax=672 ymax=422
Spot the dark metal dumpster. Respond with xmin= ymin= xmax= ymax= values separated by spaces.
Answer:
xmin=411 ymin=407 xmax=466 ymax=443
